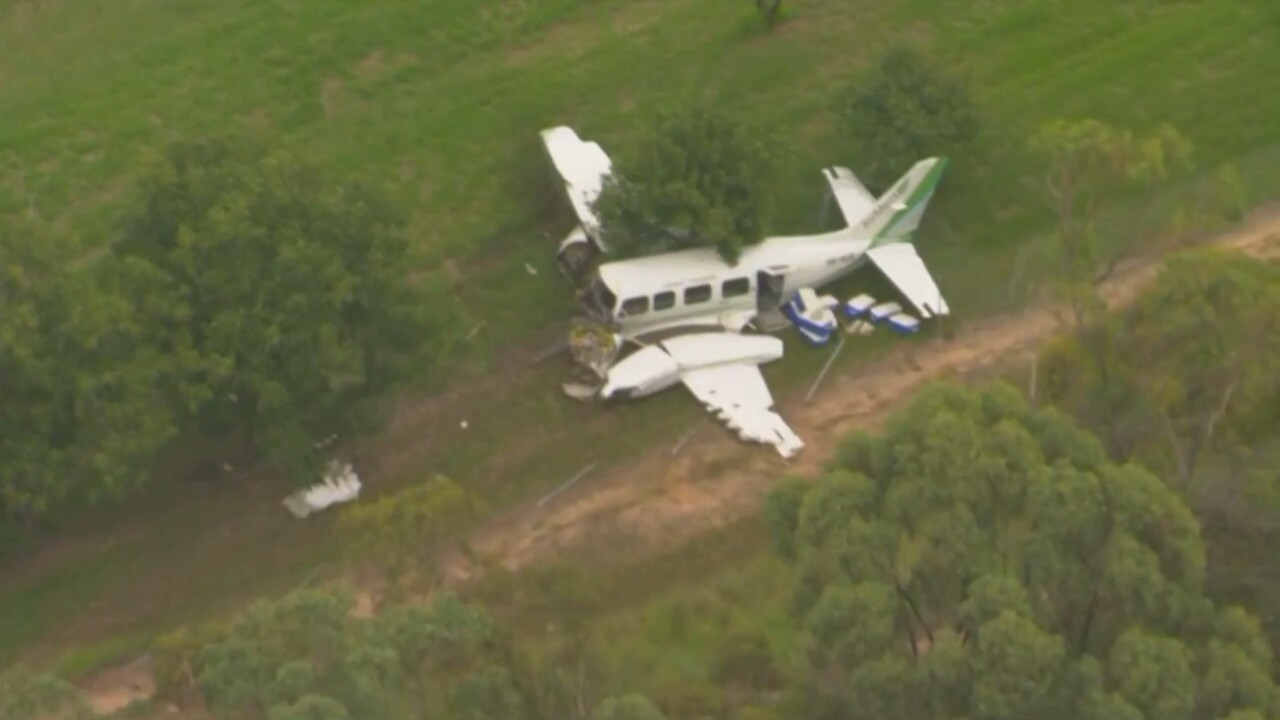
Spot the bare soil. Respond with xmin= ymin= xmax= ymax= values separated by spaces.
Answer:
xmin=74 ymin=207 xmax=1280 ymax=714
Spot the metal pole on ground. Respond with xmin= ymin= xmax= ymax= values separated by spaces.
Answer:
xmin=671 ymin=419 xmax=706 ymax=456
xmin=537 ymin=463 xmax=598 ymax=508
xmin=805 ymin=336 xmax=847 ymax=403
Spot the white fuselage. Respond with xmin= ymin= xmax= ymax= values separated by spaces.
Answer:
xmin=585 ymin=227 xmax=874 ymax=341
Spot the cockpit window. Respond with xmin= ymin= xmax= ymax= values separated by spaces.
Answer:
xmin=620 ymin=296 xmax=650 ymax=316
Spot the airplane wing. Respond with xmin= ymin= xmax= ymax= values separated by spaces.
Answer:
xmin=822 ymin=166 xmax=876 ymax=227
xmin=541 ymin=126 xmax=614 ymax=240
xmin=865 ymin=242 xmax=950 ymax=318
xmin=599 ymin=333 xmax=805 ymax=458
xmin=680 ymin=364 xmax=805 ymax=459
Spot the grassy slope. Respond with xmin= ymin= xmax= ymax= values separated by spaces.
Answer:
xmin=3 ymin=0 xmax=1280 ymax=675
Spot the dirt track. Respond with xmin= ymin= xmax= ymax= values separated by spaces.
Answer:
xmin=459 ymin=206 xmax=1280 ymax=576
xmin=76 ymin=207 xmax=1280 ymax=713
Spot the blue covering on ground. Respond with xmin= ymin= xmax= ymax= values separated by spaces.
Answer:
xmin=887 ymin=313 xmax=921 ymax=334
xmin=782 ymin=296 xmax=836 ymax=346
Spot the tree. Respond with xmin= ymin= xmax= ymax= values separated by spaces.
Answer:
xmin=0 ymin=667 xmax=91 ymax=720
xmin=0 ymin=216 xmax=175 ymax=529
xmin=834 ymin=45 xmax=979 ymax=191
xmin=192 ymin=588 xmax=513 ymax=720
xmin=113 ymin=133 xmax=445 ymax=480
xmin=1029 ymin=118 xmax=1193 ymax=324
xmin=594 ymin=694 xmax=666 ymax=720
xmin=769 ymin=381 xmax=1280 ymax=720
xmin=336 ymin=475 xmax=488 ymax=591
xmin=1040 ymin=249 xmax=1280 ymax=484
xmin=591 ymin=107 xmax=776 ymax=264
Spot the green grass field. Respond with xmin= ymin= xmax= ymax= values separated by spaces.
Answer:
xmin=3 ymin=0 xmax=1280 ymax=679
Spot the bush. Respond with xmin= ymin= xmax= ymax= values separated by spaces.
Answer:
xmin=834 ymin=45 xmax=979 ymax=190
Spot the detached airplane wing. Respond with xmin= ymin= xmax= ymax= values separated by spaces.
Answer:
xmin=540 ymin=126 xmax=614 ymax=243
xmin=822 ymin=166 xmax=877 ymax=227
xmin=865 ymin=242 xmax=950 ymax=318
xmin=600 ymin=333 xmax=805 ymax=459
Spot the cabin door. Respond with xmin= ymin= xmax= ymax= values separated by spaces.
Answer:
xmin=757 ymin=270 xmax=785 ymax=312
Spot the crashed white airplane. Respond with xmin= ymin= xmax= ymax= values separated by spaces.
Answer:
xmin=540 ymin=125 xmax=951 ymax=459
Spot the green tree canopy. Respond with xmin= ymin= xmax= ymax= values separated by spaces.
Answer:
xmin=1029 ymin=118 xmax=1193 ymax=321
xmin=594 ymin=694 xmax=666 ymax=720
xmin=768 ymin=381 xmax=1280 ymax=720
xmin=1040 ymin=248 xmax=1280 ymax=483
xmin=113 ymin=133 xmax=445 ymax=480
xmin=835 ymin=45 xmax=979 ymax=191
xmin=0 ymin=666 xmax=91 ymax=720
xmin=193 ymin=589 xmax=511 ymax=720
xmin=0 ymin=216 xmax=175 ymax=528
xmin=591 ymin=107 xmax=775 ymax=265
xmin=336 ymin=475 xmax=488 ymax=588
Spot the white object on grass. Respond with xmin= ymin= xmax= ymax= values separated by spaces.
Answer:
xmin=283 ymin=460 xmax=362 ymax=519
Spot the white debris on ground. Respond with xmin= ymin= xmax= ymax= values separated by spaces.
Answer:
xmin=283 ymin=459 xmax=362 ymax=519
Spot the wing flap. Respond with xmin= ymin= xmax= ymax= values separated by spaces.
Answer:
xmin=865 ymin=243 xmax=950 ymax=318
xmin=823 ymin=166 xmax=876 ymax=227
xmin=680 ymin=365 xmax=804 ymax=459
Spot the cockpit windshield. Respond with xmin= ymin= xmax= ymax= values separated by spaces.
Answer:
xmin=579 ymin=273 xmax=617 ymax=321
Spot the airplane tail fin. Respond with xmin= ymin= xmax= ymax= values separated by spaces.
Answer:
xmin=854 ymin=157 xmax=950 ymax=247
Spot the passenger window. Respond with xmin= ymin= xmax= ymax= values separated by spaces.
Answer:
xmin=684 ymin=284 xmax=712 ymax=304
xmin=722 ymin=277 xmax=750 ymax=298
xmin=653 ymin=291 xmax=676 ymax=311
xmin=620 ymin=296 xmax=649 ymax=316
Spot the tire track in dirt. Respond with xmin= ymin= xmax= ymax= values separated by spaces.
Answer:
xmin=74 ymin=207 xmax=1280 ymax=714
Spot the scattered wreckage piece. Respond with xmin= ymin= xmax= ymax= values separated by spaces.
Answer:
xmin=283 ymin=459 xmax=362 ymax=519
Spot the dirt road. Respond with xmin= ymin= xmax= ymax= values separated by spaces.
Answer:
xmin=461 ymin=207 xmax=1280 ymax=575
xmin=75 ymin=207 xmax=1280 ymax=714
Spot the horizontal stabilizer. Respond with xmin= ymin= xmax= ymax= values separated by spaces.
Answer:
xmin=865 ymin=243 xmax=950 ymax=318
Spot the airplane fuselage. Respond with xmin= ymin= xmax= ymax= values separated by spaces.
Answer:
xmin=584 ymin=227 xmax=874 ymax=342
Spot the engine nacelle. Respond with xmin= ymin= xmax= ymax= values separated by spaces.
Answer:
xmin=556 ymin=226 xmax=600 ymax=283
xmin=599 ymin=345 xmax=681 ymax=400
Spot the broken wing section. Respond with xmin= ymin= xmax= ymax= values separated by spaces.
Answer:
xmin=679 ymin=364 xmax=805 ymax=460
xmin=540 ymin=125 xmax=614 ymax=246
xmin=822 ymin=166 xmax=877 ymax=228
xmin=864 ymin=242 xmax=950 ymax=319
